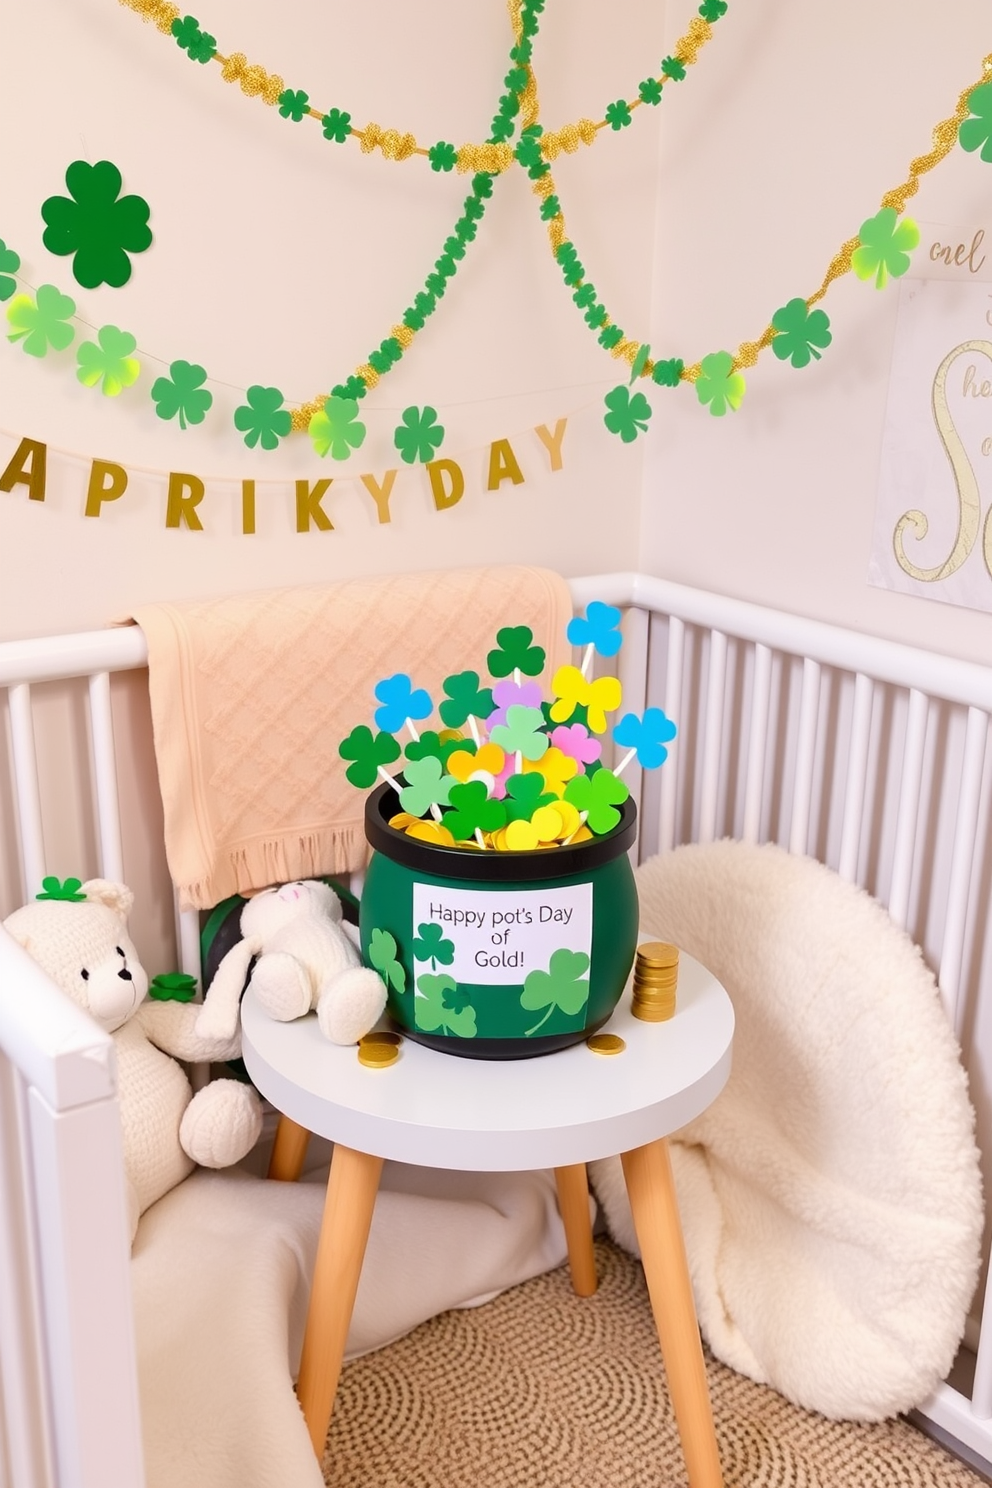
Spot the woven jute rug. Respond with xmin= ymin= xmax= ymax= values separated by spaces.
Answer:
xmin=323 ymin=1240 xmax=986 ymax=1488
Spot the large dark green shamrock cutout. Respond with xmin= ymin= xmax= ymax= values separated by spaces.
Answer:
xmin=487 ymin=626 xmax=545 ymax=679
xmin=338 ymin=725 xmax=401 ymax=788
xmin=41 ymin=161 xmax=152 ymax=290
xmin=151 ymin=360 xmax=213 ymax=429
xmin=770 ymin=299 xmax=832 ymax=369
xmin=443 ymin=781 xmax=507 ymax=842
xmin=368 ymin=927 xmax=406 ymax=992
xmin=412 ymin=922 xmax=455 ymax=968
xmin=439 ymin=671 xmax=494 ymax=729
xmin=520 ymin=949 xmax=590 ymax=1036
xmin=415 ymin=973 xmax=477 ymax=1037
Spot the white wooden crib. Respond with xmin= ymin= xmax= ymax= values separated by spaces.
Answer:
xmin=1 ymin=572 xmax=990 ymax=1487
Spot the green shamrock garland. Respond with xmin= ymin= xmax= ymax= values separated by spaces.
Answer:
xmin=76 ymin=325 xmax=140 ymax=396
xmin=151 ymin=360 xmax=213 ymax=428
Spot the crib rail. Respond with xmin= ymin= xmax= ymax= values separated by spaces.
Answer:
xmin=1 ymin=574 xmax=991 ymax=1479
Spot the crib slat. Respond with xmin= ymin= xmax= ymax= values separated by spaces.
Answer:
xmin=789 ymin=658 xmax=821 ymax=857
xmin=698 ymin=631 xmax=728 ymax=845
xmin=941 ymin=707 xmax=989 ymax=1033
xmin=8 ymin=684 xmax=46 ymax=901
xmin=618 ymin=606 xmax=649 ymax=860
xmin=970 ymin=1258 xmax=992 ymax=1420
xmin=838 ymin=673 xmax=874 ymax=884
xmin=87 ymin=672 xmax=124 ymax=884
xmin=658 ymin=617 xmax=685 ymax=853
xmin=888 ymin=688 xmax=929 ymax=930
xmin=742 ymin=643 xmax=772 ymax=845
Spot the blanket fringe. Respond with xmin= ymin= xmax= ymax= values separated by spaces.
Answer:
xmin=178 ymin=823 xmax=368 ymax=911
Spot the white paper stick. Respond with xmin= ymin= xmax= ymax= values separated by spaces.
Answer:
xmin=405 ymin=718 xmax=420 ymax=743
xmin=468 ymin=715 xmax=481 ymax=746
xmin=474 ymin=828 xmax=487 ymax=851
xmin=580 ymin=643 xmax=594 ymax=678
xmin=377 ymin=766 xmax=403 ymax=792
xmin=562 ymin=811 xmax=589 ymax=846
xmin=614 ymin=746 xmax=637 ymax=778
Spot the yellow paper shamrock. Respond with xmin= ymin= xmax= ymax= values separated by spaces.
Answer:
xmin=549 ymin=665 xmax=623 ymax=734
xmin=523 ymin=746 xmax=577 ymax=798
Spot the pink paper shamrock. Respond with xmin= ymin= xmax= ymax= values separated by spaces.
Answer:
xmin=551 ymin=722 xmax=602 ymax=766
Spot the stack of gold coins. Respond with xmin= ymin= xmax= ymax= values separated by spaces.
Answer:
xmin=631 ymin=941 xmax=679 ymax=1021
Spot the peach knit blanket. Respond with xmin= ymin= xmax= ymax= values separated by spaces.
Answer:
xmin=130 ymin=566 xmax=572 ymax=910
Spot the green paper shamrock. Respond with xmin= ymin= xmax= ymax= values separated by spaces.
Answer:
xmin=443 ymin=781 xmax=507 ymax=842
xmin=394 ymin=405 xmax=445 ymax=464
xmin=564 ymin=768 xmax=629 ymax=835
xmin=149 ymin=972 xmax=198 ymax=1003
xmin=0 ymin=240 xmax=20 ymax=302
xmin=695 ymin=350 xmax=745 ymax=416
xmin=76 ymin=325 xmax=140 ymax=396
xmin=415 ymin=973 xmax=476 ymax=1038
xmin=398 ymin=755 xmax=454 ymax=818
xmin=599 ymin=324 xmax=624 ymax=350
xmin=639 ymin=77 xmax=663 ymax=106
xmin=151 ymin=360 xmax=212 ymax=429
xmin=502 ymin=772 xmax=556 ymax=823
xmin=604 ymin=385 xmax=653 ymax=442
xmin=630 ymin=344 xmax=651 ymax=383
xmin=490 ymin=705 xmax=549 ymax=763
xmin=412 ymin=922 xmax=455 ymax=968
xmin=851 ymin=208 xmax=920 ymax=290
xmin=234 ymin=385 xmax=292 ymax=450
xmin=439 ymin=671 xmax=494 ymax=729
xmin=310 ymin=396 xmax=366 ymax=460
xmin=540 ymin=194 xmax=561 ymax=222
xmin=405 ymin=731 xmax=473 ymax=768
xmin=652 ymin=357 xmax=684 ymax=387
xmin=339 ymin=725 xmax=401 ymax=789
xmin=699 ymin=0 xmax=728 ymax=19
xmin=605 ymin=100 xmax=632 ymax=130
xmin=368 ymin=927 xmax=406 ymax=993
xmin=171 ymin=14 xmax=215 ymax=62
xmin=7 ymin=286 xmax=76 ymax=357
xmin=278 ymin=89 xmax=310 ymax=121
xmin=770 ymin=298 xmax=832 ymax=368
xmin=41 ymin=161 xmax=152 ymax=289
xmin=520 ymin=949 xmax=590 ymax=1036
xmin=515 ymin=130 xmax=545 ymax=171
xmin=959 ymin=83 xmax=992 ymax=163
xmin=661 ymin=56 xmax=687 ymax=81
xmin=36 ymin=875 xmax=86 ymax=901
xmin=331 ymin=374 xmax=367 ymax=402
xmin=322 ymin=109 xmax=352 ymax=143
xmin=487 ymin=626 xmax=545 ymax=679
xmin=429 ymin=141 xmax=458 ymax=172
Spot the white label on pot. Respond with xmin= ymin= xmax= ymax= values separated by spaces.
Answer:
xmin=411 ymin=882 xmax=593 ymax=985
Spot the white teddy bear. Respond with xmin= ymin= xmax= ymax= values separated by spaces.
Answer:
xmin=3 ymin=878 xmax=263 ymax=1241
xmin=198 ymin=879 xmax=387 ymax=1046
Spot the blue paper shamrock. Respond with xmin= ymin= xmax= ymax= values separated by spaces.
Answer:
xmin=612 ymin=708 xmax=677 ymax=769
xmin=374 ymin=673 xmax=433 ymax=734
xmin=566 ymin=601 xmax=624 ymax=658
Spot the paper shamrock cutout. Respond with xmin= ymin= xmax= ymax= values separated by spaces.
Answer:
xmin=322 ymin=108 xmax=352 ymax=144
xmin=41 ymin=161 xmax=152 ymax=290
xmin=490 ymin=705 xmax=549 ymax=763
xmin=488 ymin=678 xmax=542 ymax=727
xmin=149 ymin=972 xmax=198 ymax=1002
xmin=549 ymin=666 xmax=622 ymax=734
xmin=652 ymin=357 xmax=684 ymax=388
xmin=566 ymin=601 xmax=623 ymax=658
xmin=278 ymin=89 xmax=310 ymax=122
xmin=393 ymin=405 xmax=445 ymax=464
xmin=771 ymin=299 xmax=832 ymax=368
xmin=310 ymin=396 xmax=366 ymax=459
xmin=604 ymin=385 xmax=653 ymax=443
xmin=503 ymin=771 xmax=556 ymax=823
xmin=412 ymin=922 xmax=455 ymax=968
xmin=368 ymin=927 xmax=406 ymax=992
xmin=613 ymin=708 xmax=677 ymax=769
xmin=374 ymin=673 xmax=433 ymax=734
xmin=151 ymin=360 xmax=212 ymax=428
xmin=338 ymin=725 xmax=401 ymax=788
xmin=439 ymin=671 xmax=494 ymax=729
xmin=959 ymin=83 xmax=992 ymax=163
xmin=76 ymin=325 xmax=140 ymax=396
xmin=564 ymin=768 xmax=629 ymax=835
xmin=523 ymin=745 xmax=577 ymax=797
xmin=851 ymin=208 xmax=920 ymax=290
xmin=551 ymin=722 xmax=601 ymax=765
xmin=520 ymin=949 xmax=590 ymax=1036
xmin=7 ymin=286 xmax=76 ymax=357
xmin=405 ymin=731 xmax=470 ymax=767
xmin=605 ymin=99 xmax=632 ymax=131
xmin=639 ymin=78 xmax=663 ymax=106
xmin=0 ymin=240 xmax=20 ymax=302
xmin=234 ymin=386 xmax=292 ymax=450
xmin=444 ymin=781 xmax=507 ymax=842
xmin=398 ymin=756 xmax=453 ymax=818
xmin=695 ymin=350 xmax=746 ymax=417
xmin=429 ymin=141 xmax=458 ymax=172
xmin=414 ymin=974 xmax=476 ymax=1037
xmin=487 ymin=625 xmax=545 ymax=679
xmin=36 ymin=875 xmax=86 ymax=901
xmin=171 ymin=14 xmax=216 ymax=62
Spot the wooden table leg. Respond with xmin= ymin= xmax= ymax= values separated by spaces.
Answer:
xmin=621 ymin=1139 xmax=722 ymax=1488
xmin=267 ymin=1113 xmax=311 ymax=1181
xmin=296 ymin=1144 xmax=384 ymax=1458
xmin=554 ymin=1163 xmax=598 ymax=1297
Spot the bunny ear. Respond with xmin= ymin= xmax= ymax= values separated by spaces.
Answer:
xmin=81 ymin=880 xmax=134 ymax=916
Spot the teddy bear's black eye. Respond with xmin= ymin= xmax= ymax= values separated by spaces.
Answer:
xmin=80 ymin=968 xmax=90 ymax=981
xmin=116 ymin=946 xmax=125 ymax=958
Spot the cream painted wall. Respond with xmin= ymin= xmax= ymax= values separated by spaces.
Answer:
xmin=641 ymin=0 xmax=992 ymax=667
xmin=0 ymin=0 xmax=665 ymax=641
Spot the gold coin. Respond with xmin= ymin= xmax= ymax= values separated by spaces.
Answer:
xmin=360 ymin=1030 xmax=402 ymax=1046
xmin=358 ymin=1043 xmax=400 ymax=1067
xmin=632 ymin=1004 xmax=675 ymax=1022
xmin=586 ymin=1033 xmax=626 ymax=1055
xmin=637 ymin=941 xmax=680 ymax=966
xmin=634 ymin=966 xmax=679 ymax=981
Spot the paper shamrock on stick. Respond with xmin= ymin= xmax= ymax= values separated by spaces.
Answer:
xmin=487 ymin=626 xmax=545 ymax=679
xmin=374 ymin=673 xmax=433 ymax=737
xmin=613 ymin=708 xmax=677 ymax=772
xmin=339 ymin=725 xmax=401 ymax=788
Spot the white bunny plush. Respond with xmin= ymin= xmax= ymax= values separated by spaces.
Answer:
xmin=197 ymin=879 xmax=386 ymax=1046
xmin=3 ymin=878 xmax=263 ymax=1240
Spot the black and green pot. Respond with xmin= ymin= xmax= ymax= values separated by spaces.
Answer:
xmin=360 ymin=782 xmax=639 ymax=1060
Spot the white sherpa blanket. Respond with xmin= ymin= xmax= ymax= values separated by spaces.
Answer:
xmin=589 ymin=841 xmax=984 ymax=1422
xmin=132 ymin=1159 xmax=570 ymax=1488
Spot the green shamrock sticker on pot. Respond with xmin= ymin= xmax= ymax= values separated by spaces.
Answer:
xmin=414 ymin=974 xmax=477 ymax=1038
xmin=520 ymin=949 xmax=590 ymax=1036
xmin=368 ymin=927 xmax=406 ymax=993
xmin=412 ymin=922 xmax=455 ymax=969
xmin=41 ymin=161 xmax=152 ymax=290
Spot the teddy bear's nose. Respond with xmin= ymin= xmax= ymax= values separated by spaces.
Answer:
xmin=118 ymin=968 xmax=133 ymax=981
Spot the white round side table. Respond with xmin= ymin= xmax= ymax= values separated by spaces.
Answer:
xmin=241 ymin=950 xmax=734 ymax=1488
